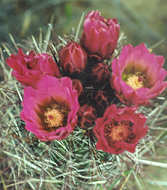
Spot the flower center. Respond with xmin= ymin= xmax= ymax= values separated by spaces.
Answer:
xmin=39 ymin=102 xmax=70 ymax=130
xmin=44 ymin=106 xmax=64 ymax=128
xmin=104 ymin=120 xmax=133 ymax=143
xmin=124 ymin=72 xmax=145 ymax=90
xmin=109 ymin=124 xmax=129 ymax=141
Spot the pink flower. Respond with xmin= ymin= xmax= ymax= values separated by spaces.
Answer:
xmin=93 ymin=105 xmax=148 ymax=154
xmin=6 ymin=49 xmax=60 ymax=88
xmin=59 ymin=42 xmax=87 ymax=74
xmin=111 ymin=43 xmax=167 ymax=105
xmin=21 ymin=76 xmax=79 ymax=141
xmin=81 ymin=10 xmax=120 ymax=59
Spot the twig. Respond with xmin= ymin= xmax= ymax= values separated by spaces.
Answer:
xmin=136 ymin=159 xmax=167 ymax=168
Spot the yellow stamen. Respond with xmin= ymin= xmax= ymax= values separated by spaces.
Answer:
xmin=44 ymin=107 xmax=64 ymax=128
xmin=110 ymin=125 xmax=128 ymax=141
xmin=126 ymin=74 xmax=144 ymax=90
xmin=148 ymin=48 xmax=152 ymax=53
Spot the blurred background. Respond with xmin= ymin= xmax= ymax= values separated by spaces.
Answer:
xmin=0 ymin=0 xmax=167 ymax=189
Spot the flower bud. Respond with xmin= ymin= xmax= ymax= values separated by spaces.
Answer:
xmin=81 ymin=10 xmax=120 ymax=59
xmin=78 ymin=104 xmax=96 ymax=129
xmin=92 ymin=62 xmax=110 ymax=82
xmin=59 ymin=42 xmax=87 ymax=74
xmin=72 ymin=79 xmax=83 ymax=96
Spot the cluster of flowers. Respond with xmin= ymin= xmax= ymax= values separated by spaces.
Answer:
xmin=6 ymin=11 xmax=167 ymax=154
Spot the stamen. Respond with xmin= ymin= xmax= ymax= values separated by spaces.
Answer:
xmin=125 ymin=73 xmax=145 ymax=90
xmin=41 ymin=102 xmax=70 ymax=129
xmin=44 ymin=107 xmax=64 ymax=128
xmin=109 ymin=124 xmax=128 ymax=141
xmin=105 ymin=121 xmax=132 ymax=142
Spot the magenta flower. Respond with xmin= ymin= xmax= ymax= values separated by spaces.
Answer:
xmin=93 ymin=105 xmax=148 ymax=154
xmin=6 ymin=49 xmax=60 ymax=88
xmin=111 ymin=43 xmax=167 ymax=105
xmin=81 ymin=10 xmax=120 ymax=59
xmin=59 ymin=42 xmax=87 ymax=74
xmin=21 ymin=76 xmax=79 ymax=141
